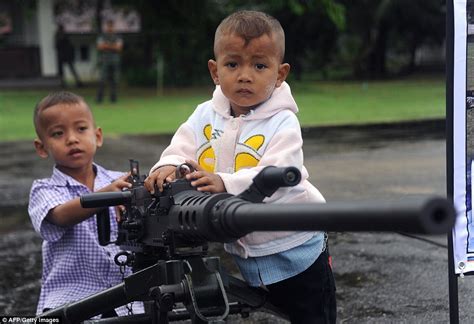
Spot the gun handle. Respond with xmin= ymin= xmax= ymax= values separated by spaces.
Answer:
xmin=97 ymin=209 xmax=111 ymax=246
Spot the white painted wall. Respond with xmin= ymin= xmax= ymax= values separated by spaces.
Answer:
xmin=37 ymin=0 xmax=57 ymax=76
xmin=63 ymin=44 xmax=100 ymax=82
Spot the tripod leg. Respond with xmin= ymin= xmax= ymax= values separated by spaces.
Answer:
xmin=144 ymin=300 xmax=168 ymax=324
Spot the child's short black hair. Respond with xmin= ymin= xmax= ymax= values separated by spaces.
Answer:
xmin=214 ymin=10 xmax=285 ymax=61
xmin=33 ymin=91 xmax=89 ymax=137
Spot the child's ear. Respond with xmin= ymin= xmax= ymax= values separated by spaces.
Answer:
xmin=208 ymin=59 xmax=219 ymax=85
xmin=276 ymin=63 xmax=290 ymax=87
xmin=95 ymin=127 xmax=103 ymax=148
xmin=34 ymin=138 xmax=49 ymax=159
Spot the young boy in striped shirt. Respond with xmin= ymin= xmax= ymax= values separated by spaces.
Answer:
xmin=28 ymin=91 xmax=142 ymax=317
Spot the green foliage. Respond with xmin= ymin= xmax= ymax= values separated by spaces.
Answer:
xmin=120 ymin=0 xmax=352 ymax=85
xmin=113 ymin=0 xmax=444 ymax=83
xmin=339 ymin=0 xmax=445 ymax=78
xmin=287 ymin=0 xmax=305 ymax=16
xmin=123 ymin=67 xmax=156 ymax=86
xmin=128 ymin=0 xmax=221 ymax=86
xmin=320 ymin=0 xmax=346 ymax=30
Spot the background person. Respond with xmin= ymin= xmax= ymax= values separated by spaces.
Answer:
xmin=96 ymin=20 xmax=123 ymax=103
xmin=55 ymin=24 xmax=83 ymax=88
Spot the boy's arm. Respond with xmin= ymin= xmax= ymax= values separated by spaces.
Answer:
xmin=46 ymin=197 xmax=100 ymax=227
xmin=98 ymin=40 xmax=123 ymax=52
xmin=46 ymin=173 xmax=131 ymax=227
xmin=150 ymin=123 xmax=197 ymax=172
xmin=146 ymin=123 xmax=197 ymax=193
xmin=97 ymin=36 xmax=123 ymax=52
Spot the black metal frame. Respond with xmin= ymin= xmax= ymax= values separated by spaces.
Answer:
xmin=39 ymin=255 xmax=287 ymax=324
xmin=446 ymin=0 xmax=460 ymax=323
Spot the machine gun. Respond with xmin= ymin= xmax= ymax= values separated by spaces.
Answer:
xmin=38 ymin=160 xmax=455 ymax=324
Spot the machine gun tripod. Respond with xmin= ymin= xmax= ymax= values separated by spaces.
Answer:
xmin=38 ymin=160 xmax=455 ymax=324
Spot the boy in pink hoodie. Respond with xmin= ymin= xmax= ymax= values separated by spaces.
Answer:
xmin=145 ymin=10 xmax=336 ymax=324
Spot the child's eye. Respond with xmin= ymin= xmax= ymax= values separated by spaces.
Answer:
xmin=51 ymin=131 xmax=63 ymax=138
xmin=225 ymin=62 xmax=237 ymax=68
xmin=78 ymin=126 xmax=88 ymax=132
xmin=255 ymin=63 xmax=267 ymax=70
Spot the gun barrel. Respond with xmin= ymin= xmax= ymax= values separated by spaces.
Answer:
xmin=221 ymin=196 xmax=454 ymax=235
xmin=81 ymin=191 xmax=132 ymax=208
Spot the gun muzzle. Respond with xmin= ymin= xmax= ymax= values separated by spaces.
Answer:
xmin=206 ymin=196 xmax=455 ymax=242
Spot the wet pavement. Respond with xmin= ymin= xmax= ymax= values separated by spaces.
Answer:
xmin=1 ymin=119 xmax=472 ymax=323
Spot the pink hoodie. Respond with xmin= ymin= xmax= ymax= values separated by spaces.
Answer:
xmin=151 ymin=82 xmax=325 ymax=258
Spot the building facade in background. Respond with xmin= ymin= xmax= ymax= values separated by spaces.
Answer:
xmin=0 ymin=0 xmax=140 ymax=83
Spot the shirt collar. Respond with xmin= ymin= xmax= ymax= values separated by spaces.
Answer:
xmin=50 ymin=163 xmax=100 ymax=189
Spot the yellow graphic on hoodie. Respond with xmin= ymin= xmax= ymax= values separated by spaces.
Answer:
xmin=235 ymin=135 xmax=264 ymax=171
xmin=197 ymin=124 xmax=215 ymax=172
xmin=197 ymin=124 xmax=265 ymax=173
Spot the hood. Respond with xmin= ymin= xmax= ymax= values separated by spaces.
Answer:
xmin=211 ymin=81 xmax=298 ymax=120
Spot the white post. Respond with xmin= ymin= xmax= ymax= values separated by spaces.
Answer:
xmin=37 ymin=0 xmax=57 ymax=76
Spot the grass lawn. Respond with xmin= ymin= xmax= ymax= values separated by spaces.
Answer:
xmin=0 ymin=76 xmax=445 ymax=142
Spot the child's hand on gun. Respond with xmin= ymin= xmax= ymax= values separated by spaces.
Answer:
xmin=98 ymin=172 xmax=132 ymax=193
xmin=97 ymin=172 xmax=132 ymax=222
xmin=144 ymin=165 xmax=177 ymax=194
xmin=184 ymin=160 xmax=226 ymax=193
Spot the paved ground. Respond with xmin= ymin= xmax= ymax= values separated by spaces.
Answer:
xmin=1 ymin=119 xmax=472 ymax=323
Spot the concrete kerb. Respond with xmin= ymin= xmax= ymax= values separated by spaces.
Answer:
xmin=301 ymin=118 xmax=446 ymax=143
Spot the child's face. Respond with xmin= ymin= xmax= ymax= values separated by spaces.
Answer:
xmin=34 ymin=102 xmax=103 ymax=175
xmin=208 ymin=32 xmax=290 ymax=116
